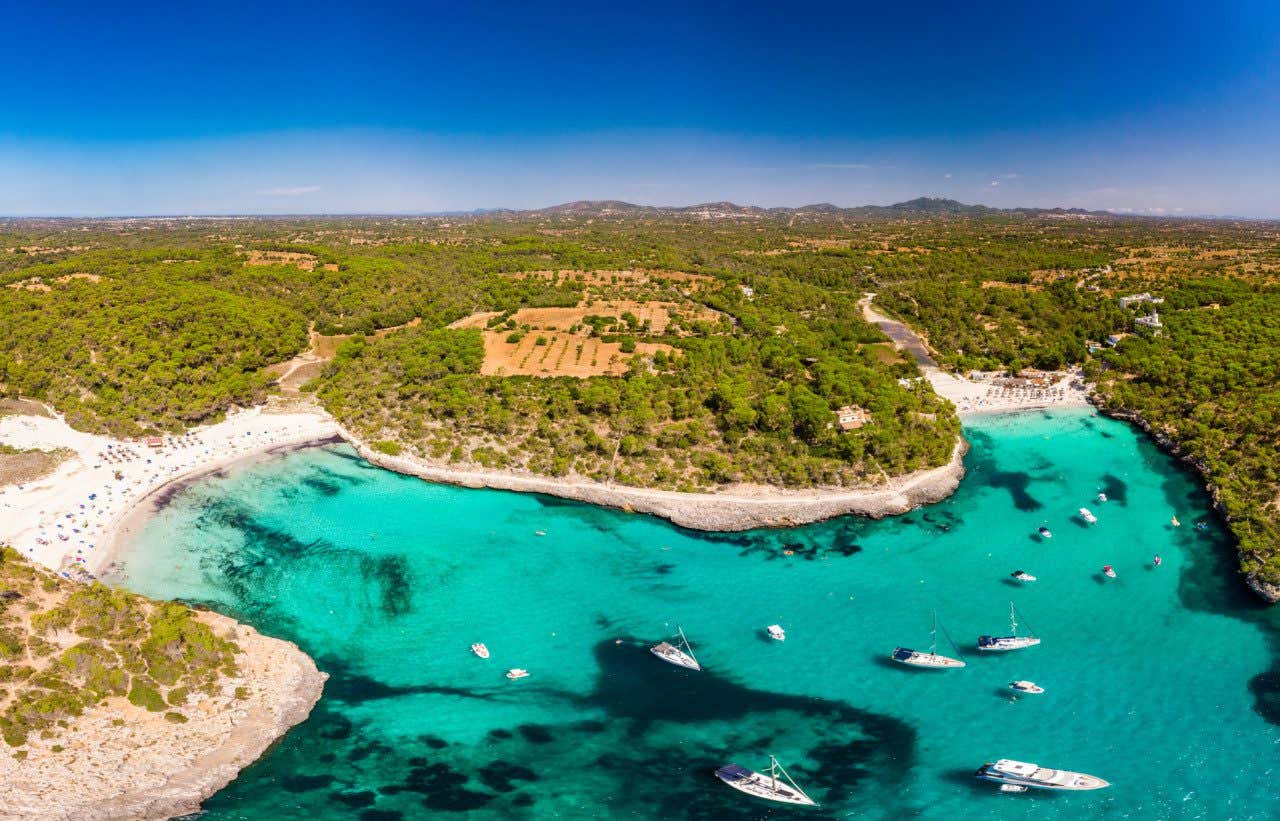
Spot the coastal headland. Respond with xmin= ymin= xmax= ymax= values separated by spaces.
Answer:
xmin=0 ymin=600 xmax=325 ymax=821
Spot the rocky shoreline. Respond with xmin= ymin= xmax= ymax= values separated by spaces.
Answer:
xmin=0 ymin=613 xmax=326 ymax=821
xmin=339 ymin=426 xmax=968 ymax=532
xmin=1095 ymin=403 xmax=1280 ymax=604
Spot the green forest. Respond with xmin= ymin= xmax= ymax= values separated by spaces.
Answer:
xmin=1 ymin=211 xmax=1278 ymax=586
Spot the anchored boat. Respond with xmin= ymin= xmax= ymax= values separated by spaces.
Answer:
xmin=715 ymin=756 xmax=817 ymax=806
xmin=1010 ymin=570 xmax=1037 ymax=582
xmin=1037 ymin=526 xmax=1052 ymax=538
xmin=470 ymin=643 xmax=490 ymax=659
xmin=650 ymin=626 xmax=701 ymax=671
xmin=1009 ymin=680 xmax=1044 ymax=694
xmin=767 ymin=624 xmax=786 ymax=641
xmin=892 ymin=611 xmax=966 ymax=669
xmin=975 ymin=759 xmax=1109 ymax=791
xmin=977 ymin=602 xmax=1040 ymax=652
xmin=1079 ymin=507 xmax=1098 ymax=524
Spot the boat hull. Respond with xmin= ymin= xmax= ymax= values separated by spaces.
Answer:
xmin=977 ymin=636 xmax=1040 ymax=652
xmin=976 ymin=761 xmax=1108 ymax=791
xmin=891 ymin=648 xmax=965 ymax=668
xmin=650 ymin=644 xmax=701 ymax=670
xmin=715 ymin=766 xmax=817 ymax=806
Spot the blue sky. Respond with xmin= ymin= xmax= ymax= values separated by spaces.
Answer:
xmin=2 ymin=1 xmax=1277 ymax=216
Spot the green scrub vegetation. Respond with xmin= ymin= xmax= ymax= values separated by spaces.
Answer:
xmin=0 ymin=547 xmax=240 ymax=748
xmin=0 ymin=208 xmax=1277 ymax=586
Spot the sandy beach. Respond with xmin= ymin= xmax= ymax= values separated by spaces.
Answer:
xmin=860 ymin=293 xmax=1093 ymax=417
xmin=0 ymin=407 xmax=338 ymax=577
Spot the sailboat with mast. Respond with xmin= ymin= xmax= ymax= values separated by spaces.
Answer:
xmin=977 ymin=602 xmax=1040 ymax=651
xmin=649 ymin=626 xmax=701 ymax=671
xmin=715 ymin=756 xmax=818 ymax=806
xmin=892 ymin=611 xmax=966 ymax=669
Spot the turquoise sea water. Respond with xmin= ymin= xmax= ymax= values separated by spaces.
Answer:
xmin=116 ymin=409 xmax=1280 ymax=820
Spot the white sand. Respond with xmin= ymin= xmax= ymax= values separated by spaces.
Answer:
xmin=929 ymin=368 xmax=1093 ymax=417
xmin=0 ymin=407 xmax=337 ymax=577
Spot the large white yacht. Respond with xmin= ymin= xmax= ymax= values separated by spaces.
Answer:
xmin=975 ymin=759 xmax=1109 ymax=791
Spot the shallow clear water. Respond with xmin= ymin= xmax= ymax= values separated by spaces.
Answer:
xmin=117 ymin=409 xmax=1280 ymax=820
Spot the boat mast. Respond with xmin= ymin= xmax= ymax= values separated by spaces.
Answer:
xmin=930 ymin=610 xmax=938 ymax=655
xmin=770 ymin=755 xmax=778 ymax=792
xmin=1009 ymin=601 xmax=1017 ymax=636
xmin=772 ymin=757 xmax=817 ymax=805
xmin=677 ymin=626 xmax=698 ymax=665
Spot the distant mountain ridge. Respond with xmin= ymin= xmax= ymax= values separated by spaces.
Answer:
xmin=524 ymin=197 xmax=1107 ymax=219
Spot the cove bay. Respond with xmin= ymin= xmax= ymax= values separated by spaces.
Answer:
xmin=114 ymin=409 xmax=1280 ymax=820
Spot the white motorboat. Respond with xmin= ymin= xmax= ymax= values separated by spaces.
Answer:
xmin=650 ymin=626 xmax=701 ymax=671
xmin=1102 ymin=565 xmax=1116 ymax=578
xmin=892 ymin=611 xmax=966 ymax=669
xmin=471 ymin=643 xmax=490 ymax=659
xmin=1010 ymin=570 xmax=1037 ymax=582
xmin=1037 ymin=526 xmax=1052 ymax=539
xmin=715 ymin=756 xmax=817 ymax=806
xmin=1079 ymin=507 xmax=1098 ymax=524
xmin=767 ymin=624 xmax=786 ymax=641
xmin=1096 ymin=492 xmax=1107 ymax=502
xmin=999 ymin=784 xmax=1029 ymax=793
xmin=505 ymin=668 xmax=529 ymax=680
xmin=975 ymin=759 xmax=1109 ymax=791
xmin=1009 ymin=680 xmax=1044 ymax=694
xmin=977 ymin=603 xmax=1040 ymax=652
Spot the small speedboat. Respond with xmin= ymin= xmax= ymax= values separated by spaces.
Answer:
xmin=505 ymin=668 xmax=529 ymax=680
xmin=1009 ymin=680 xmax=1044 ymax=694
xmin=1037 ymin=527 xmax=1052 ymax=539
xmin=1010 ymin=570 xmax=1037 ymax=582
xmin=1171 ymin=516 xmax=1181 ymax=527
xmin=715 ymin=756 xmax=817 ymax=806
xmin=767 ymin=624 xmax=786 ymax=641
xmin=975 ymin=759 xmax=1109 ymax=791
xmin=1102 ymin=565 xmax=1116 ymax=578
xmin=1195 ymin=522 xmax=1209 ymax=532
xmin=1096 ymin=492 xmax=1108 ymax=502
xmin=1079 ymin=508 xmax=1098 ymax=524
xmin=999 ymin=784 xmax=1029 ymax=793
xmin=471 ymin=643 xmax=490 ymax=659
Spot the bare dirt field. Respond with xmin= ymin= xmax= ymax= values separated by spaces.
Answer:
xmin=509 ymin=269 xmax=713 ymax=289
xmin=5 ymin=278 xmax=51 ymax=292
xmin=241 ymin=250 xmax=319 ymax=271
xmin=480 ymin=332 xmax=672 ymax=377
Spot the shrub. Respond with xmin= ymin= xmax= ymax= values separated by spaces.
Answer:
xmin=371 ymin=440 xmax=403 ymax=456
xmin=127 ymin=679 xmax=166 ymax=712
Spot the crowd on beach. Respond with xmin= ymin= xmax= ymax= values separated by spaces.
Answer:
xmin=925 ymin=370 xmax=1091 ymax=417
xmin=0 ymin=409 xmax=338 ymax=576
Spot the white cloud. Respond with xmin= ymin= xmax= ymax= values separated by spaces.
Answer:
xmin=988 ymin=180 xmax=1000 ymax=187
xmin=258 ymin=185 xmax=321 ymax=197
